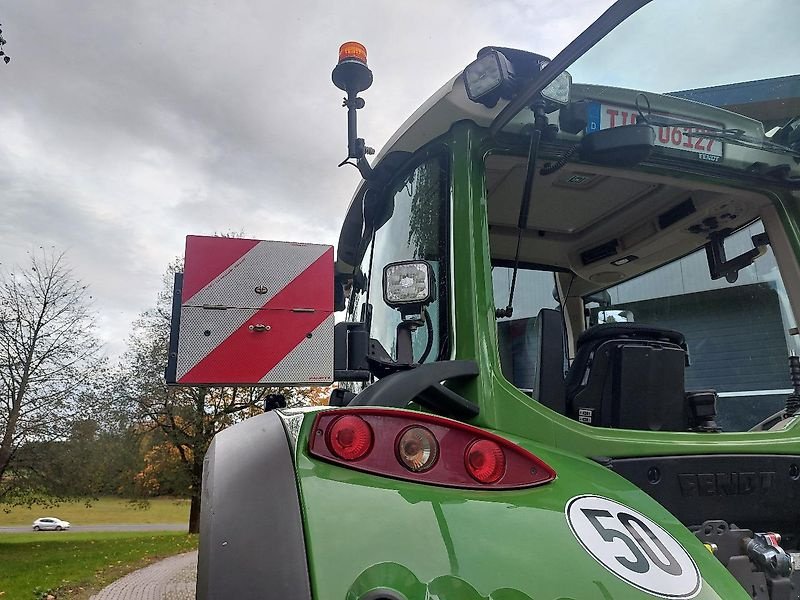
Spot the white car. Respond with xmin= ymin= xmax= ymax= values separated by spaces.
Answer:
xmin=32 ymin=517 xmax=70 ymax=531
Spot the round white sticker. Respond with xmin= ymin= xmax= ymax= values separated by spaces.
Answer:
xmin=565 ymin=495 xmax=701 ymax=599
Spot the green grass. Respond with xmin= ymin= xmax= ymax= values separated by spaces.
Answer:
xmin=0 ymin=497 xmax=190 ymax=526
xmin=0 ymin=531 xmax=198 ymax=599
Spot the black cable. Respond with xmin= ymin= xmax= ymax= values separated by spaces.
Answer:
xmin=635 ymin=92 xmax=651 ymax=124
xmin=418 ymin=309 xmax=434 ymax=364
xmin=363 ymin=230 xmax=376 ymax=315
xmin=540 ymin=144 xmax=579 ymax=176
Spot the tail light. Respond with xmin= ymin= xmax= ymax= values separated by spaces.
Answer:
xmin=308 ymin=408 xmax=556 ymax=490
xmin=327 ymin=415 xmax=373 ymax=461
xmin=465 ymin=439 xmax=506 ymax=484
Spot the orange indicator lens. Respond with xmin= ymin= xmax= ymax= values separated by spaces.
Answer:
xmin=338 ymin=41 xmax=368 ymax=65
xmin=397 ymin=426 xmax=439 ymax=472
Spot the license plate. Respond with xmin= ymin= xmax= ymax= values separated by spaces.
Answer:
xmin=586 ymin=102 xmax=723 ymax=162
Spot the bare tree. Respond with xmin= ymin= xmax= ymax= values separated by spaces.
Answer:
xmin=0 ymin=250 xmax=104 ymax=499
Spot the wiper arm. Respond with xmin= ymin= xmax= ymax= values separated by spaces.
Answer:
xmin=490 ymin=0 xmax=652 ymax=136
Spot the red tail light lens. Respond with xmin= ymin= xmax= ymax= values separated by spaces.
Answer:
xmin=326 ymin=415 xmax=373 ymax=461
xmin=309 ymin=408 xmax=556 ymax=490
xmin=465 ymin=439 xmax=506 ymax=483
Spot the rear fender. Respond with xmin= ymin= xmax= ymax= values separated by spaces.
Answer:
xmin=196 ymin=411 xmax=311 ymax=599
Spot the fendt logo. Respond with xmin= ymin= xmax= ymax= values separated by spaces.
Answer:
xmin=678 ymin=471 xmax=775 ymax=496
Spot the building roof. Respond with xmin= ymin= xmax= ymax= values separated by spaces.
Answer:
xmin=670 ymin=75 xmax=800 ymax=126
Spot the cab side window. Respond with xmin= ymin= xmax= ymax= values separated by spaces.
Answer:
xmin=493 ymin=266 xmax=563 ymax=391
xmin=349 ymin=155 xmax=449 ymax=363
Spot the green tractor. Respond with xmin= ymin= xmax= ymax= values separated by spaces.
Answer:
xmin=174 ymin=1 xmax=800 ymax=598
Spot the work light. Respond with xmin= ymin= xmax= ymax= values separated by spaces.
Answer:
xmin=540 ymin=68 xmax=572 ymax=106
xmin=464 ymin=50 xmax=515 ymax=106
xmin=382 ymin=260 xmax=434 ymax=310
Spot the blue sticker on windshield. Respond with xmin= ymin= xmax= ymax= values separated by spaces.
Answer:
xmin=586 ymin=102 xmax=602 ymax=134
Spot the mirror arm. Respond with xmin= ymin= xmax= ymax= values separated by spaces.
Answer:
xmin=356 ymin=153 xmax=374 ymax=180
xmin=364 ymin=337 xmax=415 ymax=379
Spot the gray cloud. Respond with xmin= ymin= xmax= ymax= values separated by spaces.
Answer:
xmin=0 ymin=0 xmax=612 ymax=358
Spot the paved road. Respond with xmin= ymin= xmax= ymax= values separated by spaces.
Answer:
xmin=90 ymin=550 xmax=198 ymax=600
xmin=0 ymin=523 xmax=188 ymax=533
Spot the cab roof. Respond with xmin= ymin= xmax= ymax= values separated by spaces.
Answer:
xmin=336 ymin=58 xmax=775 ymax=291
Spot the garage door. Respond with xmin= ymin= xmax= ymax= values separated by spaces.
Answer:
xmin=620 ymin=283 xmax=790 ymax=430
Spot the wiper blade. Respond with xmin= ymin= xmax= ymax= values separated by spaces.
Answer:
xmin=644 ymin=117 xmax=800 ymax=156
xmin=694 ymin=130 xmax=800 ymax=156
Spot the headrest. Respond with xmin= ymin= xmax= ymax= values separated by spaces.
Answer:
xmin=577 ymin=323 xmax=685 ymax=348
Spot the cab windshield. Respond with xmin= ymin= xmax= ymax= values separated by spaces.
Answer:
xmin=570 ymin=0 xmax=798 ymax=110
xmin=567 ymin=0 xmax=800 ymax=159
xmin=488 ymin=0 xmax=800 ymax=433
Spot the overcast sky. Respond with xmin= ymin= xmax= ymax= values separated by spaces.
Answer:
xmin=0 ymin=1 xmax=613 ymax=358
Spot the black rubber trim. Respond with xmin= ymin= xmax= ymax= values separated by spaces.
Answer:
xmin=196 ymin=412 xmax=311 ymax=599
xmin=164 ymin=272 xmax=182 ymax=385
xmin=348 ymin=360 xmax=479 ymax=419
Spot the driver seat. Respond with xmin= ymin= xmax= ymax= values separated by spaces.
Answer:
xmin=564 ymin=323 xmax=689 ymax=431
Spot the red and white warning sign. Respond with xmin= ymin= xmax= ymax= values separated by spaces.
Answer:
xmin=169 ymin=235 xmax=334 ymax=386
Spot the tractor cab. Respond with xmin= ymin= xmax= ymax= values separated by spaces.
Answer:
xmin=333 ymin=12 xmax=800 ymax=438
xmin=184 ymin=1 xmax=800 ymax=599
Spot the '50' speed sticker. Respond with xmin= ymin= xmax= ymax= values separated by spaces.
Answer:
xmin=566 ymin=495 xmax=701 ymax=599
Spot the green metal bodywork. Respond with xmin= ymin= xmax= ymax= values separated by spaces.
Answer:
xmin=287 ymin=120 xmax=800 ymax=598
xmin=291 ymin=412 xmax=745 ymax=599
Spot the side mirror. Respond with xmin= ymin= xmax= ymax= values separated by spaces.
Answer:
xmin=597 ymin=309 xmax=634 ymax=324
xmin=584 ymin=289 xmax=612 ymax=308
xmin=580 ymin=124 xmax=655 ymax=166
xmin=706 ymin=230 xmax=769 ymax=283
